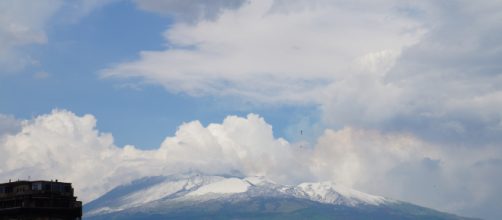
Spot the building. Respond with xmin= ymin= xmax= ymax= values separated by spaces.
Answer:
xmin=0 ymin=180 xmax=82 ymax=220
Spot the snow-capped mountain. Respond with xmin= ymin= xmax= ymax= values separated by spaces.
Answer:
xmin=84 ymin=173 xmax=477 ymax=220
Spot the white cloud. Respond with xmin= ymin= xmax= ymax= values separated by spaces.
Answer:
xmin=1 ymin=110 xmax=501 ymax=219
xmin=103 ymin=0 xmax=502 ymax=146
xmin=0 ymin=110 xmax=129 ymax=200
xmin=157 ymin=114 xmax=312 ymax=183
xmin=103 ymin=0 xmax=423 ymax=103
xmin=0 ymin=110 xmax=308 ymax=201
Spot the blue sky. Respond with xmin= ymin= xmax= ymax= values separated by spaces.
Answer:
xmin=1 ymin=1 xmax=502 ymax=219
xmin=0 ymin=0 xmax=318 ymax=148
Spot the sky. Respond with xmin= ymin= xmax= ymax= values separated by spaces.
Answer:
xmin=0 ymin=0 xmax=501 ymax=219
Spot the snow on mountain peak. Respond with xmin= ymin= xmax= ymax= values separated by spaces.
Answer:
xmin=296 ymin=182 xmax=388 ymax=206
xmin=85 ymin=173 xmax=392 ymax=217
xmin=187 ymin=178 xmax=251 ymax=196
xmin=89 ymin=174 xmax=227 ymax=214
xmin=84 ymin=173 xmax=476 ymax=220
xmin=244 ymin=176 xmax=276 ymax=186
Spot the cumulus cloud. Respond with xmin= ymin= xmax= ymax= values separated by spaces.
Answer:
xmin=1 ymin=110 xmax=501 ymax=219
xmin=0 ymin=110 xmax=139 ymax=201
xmin=0 ymin=110 xmax=308 ymax=201
xmin=158 ymin=114 xmax=311 ymax=182
xmin=0 ymin=0 xmax=116 ymax=72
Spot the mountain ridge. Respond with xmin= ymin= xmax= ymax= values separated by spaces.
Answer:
xmin=84 ymin=173 xmax=480 ymax=220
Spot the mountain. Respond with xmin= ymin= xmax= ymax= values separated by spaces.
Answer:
xmin=84 ymin=173 xmax=478 ymax=220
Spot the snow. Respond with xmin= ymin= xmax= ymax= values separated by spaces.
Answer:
xmin=187 ymin=178 xmax=250 ymax=196
xmin=100 ymin=174 xmax=227 ymax=211
xmin=86 ymin=207 xmax=125 ymax=216
xmin=297 ymin=182 xmax=387 ymax=206
xmin=244 ymin=176 xmax=275 ymax=186
xmin=85 ymin=173 xmax=392 ymax=217
xmin=120 ymin=179 xmax=189 ymax=208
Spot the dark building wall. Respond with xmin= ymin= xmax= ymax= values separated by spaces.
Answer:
xmin=0 ymin=181 xmax=82 ymax=220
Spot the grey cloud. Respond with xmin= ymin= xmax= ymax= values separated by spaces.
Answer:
xmin=134 ymin=0 xmax=247 ymax=23
xmin=320 ymin=0 xmax=502 ymax=146
xmin=378 ymin=0 xmax=502 ymax=145
xmin=457 ymin=157 xmax=502 ymax=219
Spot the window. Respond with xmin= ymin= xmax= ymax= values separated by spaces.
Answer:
xmin=32 ymin=182 xmax=42 ymax=191
xmin=49 ymin=183 xmax=64 ymax=192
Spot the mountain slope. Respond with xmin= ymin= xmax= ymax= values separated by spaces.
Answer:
xmin=84 ymin=173 xmax=478 ymax=220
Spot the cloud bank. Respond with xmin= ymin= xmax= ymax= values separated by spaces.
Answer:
xmin=1 ymin=110 xmax=501 ymax=219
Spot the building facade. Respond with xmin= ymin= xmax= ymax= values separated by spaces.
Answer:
xmin=0 ymin=180 xmax=82 ymax=220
